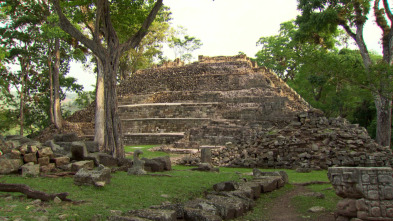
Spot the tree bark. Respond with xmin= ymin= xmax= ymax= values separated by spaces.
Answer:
xmin=374 ymin=94 xmax=392 ymax=146
xmin=94 ymin=57 xmax=105 ymax=151
xmin=0 ymin=183 xmax=71 ymax=202
xmin=48 ymin=45 xmax=54 ymax=124
xmin=53 ymin=38 xmax=62 ymax=129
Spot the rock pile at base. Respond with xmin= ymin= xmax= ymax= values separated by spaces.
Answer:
xmin=198 ymin=109 xmax=393 ymax=169
xmin=108 ymin=170 xmax=288 ymax=221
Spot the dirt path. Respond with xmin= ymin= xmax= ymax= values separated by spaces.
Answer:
xmin=264 ymin=185 xmax=335 ymax=221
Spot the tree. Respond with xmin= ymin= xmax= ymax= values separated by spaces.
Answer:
xmin=168 ymin=26 xmax=203 ymax=62
xmin=52 ymin=0 xmax=163 ymax=159
xmin=296 ymin=0 xmax=393 ymax=147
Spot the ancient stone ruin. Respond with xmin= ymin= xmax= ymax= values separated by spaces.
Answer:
xmin=35 ymin=55 xmax=393 ymax=169
xmin=328 ymin=167 xmax=393 ymax=221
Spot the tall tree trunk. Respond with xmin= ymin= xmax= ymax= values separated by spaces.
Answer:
xmin=374 ymin=94 xmax=392 ymax=146
xmin=19 ymin=59 xmax=26 ymax=136
xmin=94 ymin=57 xmax=105 ymax=151
xmin=53 ymin=38 xmax=62 ymax=129
xmin=103 ymin=51 xmax=124 ymax=159
xmin=48 ymin=45 xmax=54 ymax=124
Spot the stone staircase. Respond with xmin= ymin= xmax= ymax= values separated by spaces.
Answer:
xmin=116 ymin=55 xmax=310 ymax=148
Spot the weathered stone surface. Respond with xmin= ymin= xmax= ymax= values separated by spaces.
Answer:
xmin=54 ymin=133 xmax=79 ymax=142
xmin=53 ymin=156 xmax=70 ymax=167
xmin=23 ymin=153 xmax=37 ymax=163
xmin=184 ymin=207 xmax=222 ymax=221
xmin=201 ymin=148 xmax=212 ymax=164
xmin=40 ymin=163 xmax=56 ymax=173
xmin=71 ymin=142 xmax=88 ymax=161
xmin=97 ymin=153 xmax=118 ymax=167
xmin=21 ymin=162 xmax=40 ymax=177
xmin=191 ymin=163 xmax=219 ymax=172
xmin=0 ymin=158 xmax=23 ymax=174
xmin=127 ymin=209 xmax=177 ymax=221
xmin=38 ymin=156 xmax=50 ymax=166
xmin=74 ymin=165 xmax=111 ymax=186
xmin=37 ymin=147 xmax=53 ymax=158
xmin=329 ymin=167 xmax=393 ymax=221
xmin=45 ymin=140 xmax=68 ymax=156
xmin=205 ymin=194 xmax=247 ymax=220
xmin=213 ymin=181 xmax=239 ymax=192
xmin=71 ymin=160 xmax=94 ymax=172
xmin=84 ymin=141 xmax=100 ymax=153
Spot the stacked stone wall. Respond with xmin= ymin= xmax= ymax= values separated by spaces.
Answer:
xmin=209 ymin=109 xmax=393 ymax=169
xmin=328 ymin=167 xmax=393 ymax=220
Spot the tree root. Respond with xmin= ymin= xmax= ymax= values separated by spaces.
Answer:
xmin=0 ymin=183 xmax=71 ymax=202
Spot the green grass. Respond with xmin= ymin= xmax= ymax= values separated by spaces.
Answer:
xmin=124 ymin=145 xmax=171 ymax=159
xmin=0 ymin=147 xmax=337 ymax=221
xmin=292 ymin=184 xmax=340 ymax=219
xmin=0 ymin=166 xmax=252 ymax=220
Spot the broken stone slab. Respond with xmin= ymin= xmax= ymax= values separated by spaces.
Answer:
xmin=74 ymin=165 xmax=111 ymax=186
xmin=71 ymin=142 xmax=88 ymax=161
xmin=0 ymin=158 xmax=23 ymax=174
xmin=84 ymin=141 xmax=100 ymax=153
xmin=45 ymin=140 xmax=68 ymax=157
xmin=252 ymin=168 xmax=289 ymax=184
xmin=21 ymin=162 xmax=40 ymax=177
xmin=126 ymin=209 xmax=177 ymax=221
xmin=143 ymin=158 xmax=164 ymax=172
xmin=201 ymin=148 xmax=212 ymax=164
xmin=87 ymin=153 xmax=118 ymax=167
xmin=71 ymin=160 xmax=94 ymax=172
xmin=253 ymin=176 xmax=284 ymax=193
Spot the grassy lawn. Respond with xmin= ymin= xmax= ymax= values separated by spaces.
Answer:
xmin=0 ymin=146 xmax=339 ymax=221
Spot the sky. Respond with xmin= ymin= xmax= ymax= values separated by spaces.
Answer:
xmin=70 ymin=0 xmax=383 ymax=91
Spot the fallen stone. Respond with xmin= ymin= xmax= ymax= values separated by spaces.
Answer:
xmin=213 ymin=181 xmax=239 ymax=192
xmin=308 ymin=206 xmax=325 ymax=213
xmin=21 ymin=162 xmax=40 ymax=177
xmin=53 ymin=157 xmax=70 ymax=167
xmin=74 ymin=165 xmax=111 ymax=186
xmin=205 ymin=194 xmax=247 ymax=219
xmin=23 ymin=153 xmax=38 ymax=164
xmin=38 ymin=157 xmax=50 ymax=166
xmin=71 ymin=160 xmax=94 ymax=172
xmin=53 ymin=196 xmax=62 ymax=204
xmin=0 ymin=158 xmax=23 ymax=174
xmin=184 ymin=207 xmax=222 ymax=221
xmin=40 ymin=163 xmax=56 ymax=173
xmin=37 ymin=147 xmax=53 ymax=159
xmin=127 ymin=209 xmax=177 ymax=221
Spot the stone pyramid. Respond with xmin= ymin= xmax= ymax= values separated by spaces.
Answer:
xmin=117 ymin=55 xmax=311 ymax=148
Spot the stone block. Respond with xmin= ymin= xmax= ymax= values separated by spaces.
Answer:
xmin=37 ymin=147 xmax=53 ymax=158
xmin=205 ymin=194 xmax=247 ymax=220
xmin=74 ymin=165 xmax=111 ymax=186
xmin=84 ymin=141 xmax=100 ymax=153
xmin=184 ymin=207 xmax=222 ymax=221
xmin=53 ymin=156 xmax=70 ymax=167
xmin=40 ymin=163 xmax=56 ymax=173
xmin=38 ymin=156 xmax=50 ymax=166
xmin=71 ymin=160 xmax=94 ymax=172
xmin=0 ymin=158 xmax=23 ymax=174
xmin=23 ymin=153 xmax=37 ymax=163
xmin=21 ymin=162 xmax=40 ymax=177
xmin=127 ymin=209 xmax=177 ymax=221
xmin=71 ymin=142 xmax=88 ymax=161
xmin=213 ymin=181 xmax=239 ymax=192
xmin=98 ymin=153 xmax=118 ymax=167
xmin=201 ymin=148 xmax=212 ymax=164
xmin=336 ymin=199 xmax=357 ymax=217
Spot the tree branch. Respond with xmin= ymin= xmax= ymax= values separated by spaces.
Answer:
xmin=383 ymin=0 xmax=393 ymax=24
xmin=120 ymin=0 xmax=163 ymax=54
xmin=51 ymin=0 xmax=105 ymax=60
xmin=0 ymin=183 xmax=71 ymax=202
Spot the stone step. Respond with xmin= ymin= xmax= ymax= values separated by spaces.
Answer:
xmin=121 ymin=118 xmax=211 ymax=134
xmin=123 ymin=133 xmax=185 ymax=145
xmin=119 ymin=102 xmax=219 ymax=119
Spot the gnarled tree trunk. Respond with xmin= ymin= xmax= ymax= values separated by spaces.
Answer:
xmin=53 ymin=38 xmax=62 ymax=129
xmin=94 ymin=57 xmax=105 ymax=151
